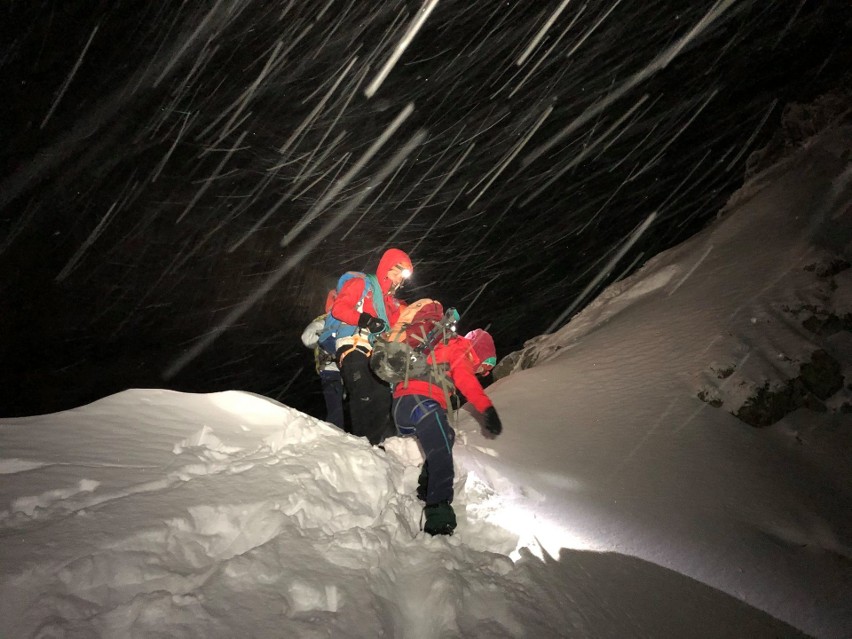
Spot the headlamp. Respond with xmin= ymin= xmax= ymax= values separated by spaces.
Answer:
xmin=400 ymin=268 xmax=412 ymax=279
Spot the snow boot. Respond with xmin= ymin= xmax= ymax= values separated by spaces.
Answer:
xmin=416 ymin=462 xmax=429 ymax=502
xmin=423 ymin=501 xmax=456 ymax=536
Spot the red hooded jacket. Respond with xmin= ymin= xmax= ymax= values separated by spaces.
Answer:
xmin=393 ymin=335 xmax=494 ymax=414
xmin=331 ymin=248 xmax=411 ymax=328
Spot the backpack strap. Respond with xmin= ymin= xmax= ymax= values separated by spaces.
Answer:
xmin=364 ymin=274 xmax=389 ymax=326
xmin=337 ymin=337 xmax=371 ymax=366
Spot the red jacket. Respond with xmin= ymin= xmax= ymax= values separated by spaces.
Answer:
xmin=331 ymin=248 xmax=410 ymax=328
xmin=393 ymin=335 xmax=493 ymax=414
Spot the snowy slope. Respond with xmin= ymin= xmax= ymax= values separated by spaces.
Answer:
xmin=0 ymin=390 xmax=811 ymax=639
xmin=482 ymin=124 xmax=852 ymax=636
xmin=1 ymin=126 xmax=851 ymax=638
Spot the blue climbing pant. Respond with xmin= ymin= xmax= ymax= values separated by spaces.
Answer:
xmin=319 ymin=370 xmax=345 ymax=431
xmin=393 ymin=394 xmax=455 ymax=504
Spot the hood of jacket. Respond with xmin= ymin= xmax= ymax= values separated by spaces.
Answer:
xmin=376 ymin=248 xmax=413 ymax=295
xmin=464 ymin=329 xmax=496 ymax=368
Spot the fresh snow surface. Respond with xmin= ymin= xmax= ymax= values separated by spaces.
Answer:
xmin=2 ymin=128 xmax=851 ymax=639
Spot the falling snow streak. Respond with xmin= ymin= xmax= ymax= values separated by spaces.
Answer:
xmin=545 ymin=212 xmax=658 ymax=334
xmin=229 ymin=136 xmax=350 ymax=252
xmin=55 ymin=201 xmax=118 ymax=282
xmin=1 ymin=0 xmax=847 ymax=419
xmin=203 ymin=40 xmax=287 ymax=153
xmin=519 ymin=96 xmax=648 ymax=207
xmin=629 ymin=89 xmax=718 ymax=182
xmin=654 ymin=149 xmax=712 ymax=223
xmin=508 ymin=5 xmax=587 ymax=99
xmin=379 ymin=140 xmax=475 ymax=250
xmin=341 ymin=157 xmax=409 ymax=242
xmin=522 ymin=0 xmax=740 ymax=169
xmin=592 ymin=95 xmax=661 ymax=162
xmin=150 ymin=112 xmax=194 ymax=183
xmin=176 ymin=131 xmax=249 ymax=224
xmin=164 ymin=129 xmax=428 ymax=378
xmin=148 ymin=45 xmax=217 ymax=141
xmin=277 ymin=54 xmax=359 ymax=157
xmin=564 ymin=0 xmax=624 ymax=61
xmin=153 ymin=0 xmax=228 ymax=88
xmin=458 ymin=273 xmax=500 ymax=317
xmin=280 ymin=102 xmax=415 ymax=247
xmin=446 ymin=198 xmax=514 ymax=280
xmin=364 ymin=0 xmax=441 ymax=98
xmin=468 ymin=106 xmax=553 ymax=209
xmin=40 ymin=23 xmax=100 ymax=129
xmin=515 ymin=0 xmax=573 ymax=67
xmin=290 ymin=66 xmax=370 ymax=184
xmin=408 ymin=182 xmax=468 ymax=255
xmin=724 ymin=98 xmax=779 ymax=172
xmin=293 ymin=151 xmax=353 ymax=207
xmin=668 ymin=243 xmax=715 ymax=297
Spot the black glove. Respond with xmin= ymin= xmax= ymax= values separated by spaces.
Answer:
xmin=358 ymin=312 xmax=386 ymax=334
xmin=483 ymin=406 xmax=502 ymax=436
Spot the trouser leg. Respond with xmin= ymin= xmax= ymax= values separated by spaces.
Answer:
xmin=320 ymin=370 xmax=345 ymax=430
xmin=339 ymin=349 xmax=394 ymax=445
xmin=393 ymin=395 xmax=455 ymax=504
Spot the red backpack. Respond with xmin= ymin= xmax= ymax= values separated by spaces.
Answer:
xmin=371 ymin=300 xmax=459 ymax=385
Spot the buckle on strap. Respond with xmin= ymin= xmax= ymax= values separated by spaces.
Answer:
xmin=411 ymin=399 xmax=440 ymax=424
xmin=337 ymin=334 xmax=372 ymax=366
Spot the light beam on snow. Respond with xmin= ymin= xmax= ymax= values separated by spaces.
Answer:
xmin=164 ymin=129 xmax=428 ymax=379
xmin=515 ymin=0 xmax=573 ymax=67
xmin=364 ymin=0 xmax=440 ymax=98
xmin=41 ymin=23 xmax=100 ymax=129
xmin=545 ymin=212 xmax=658 ymax=334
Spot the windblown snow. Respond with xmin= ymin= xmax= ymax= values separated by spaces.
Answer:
xmin=2 ymin=127 xmax=851 ymax=638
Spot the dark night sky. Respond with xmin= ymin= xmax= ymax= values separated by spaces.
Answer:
xmin=1 ymin=0 xmax=850 ymax=419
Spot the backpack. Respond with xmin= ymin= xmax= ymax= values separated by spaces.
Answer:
xmin=317 ymin=272 xmax=388 ymax=355
xmin=370 ymin=300 xmax=460 ymax=386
